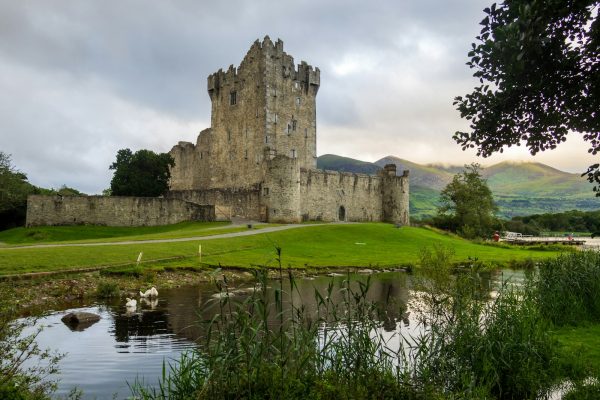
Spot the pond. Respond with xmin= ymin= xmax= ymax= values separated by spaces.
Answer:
xmin=23 ymin=269 xmax=522 ymax=399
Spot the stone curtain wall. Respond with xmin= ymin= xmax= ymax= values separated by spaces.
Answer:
xmin=299 ymin=169 xmax=384 ymax=222
xmin=26 ymin=195 xmax=215 ymax=227
xmin=167 ymin=188 xmax=263 ymax=221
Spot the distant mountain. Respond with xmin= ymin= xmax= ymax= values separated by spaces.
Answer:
xmin=316 ymin=154 xmax=382 ymax=174
xmin=375 ymin=156 xmax=453 ymax=190
xmin=317 ymin=154 xmax=600 ymax=219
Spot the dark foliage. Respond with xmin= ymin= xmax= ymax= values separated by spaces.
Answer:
xmin=0 ymin=152 xmax=86 ymax=230
xmin=454 ymin=1 xmax=599 ymax=193
xmin=507 ymin=209 xmax=600 ymax=234
xmin=109 ymin=149 xmax=175 ymax=197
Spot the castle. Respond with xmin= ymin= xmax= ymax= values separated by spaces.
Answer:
xmin=26 ymin=37 xmax=409 ymax=227
xmin=167 ymin=36 xmax=410 ymax=224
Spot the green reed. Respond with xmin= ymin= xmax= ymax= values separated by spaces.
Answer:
xmin=131 ymin=246 xmax=600 ymax=399
xmin=534 ymin=251 xmax=600 ymax=326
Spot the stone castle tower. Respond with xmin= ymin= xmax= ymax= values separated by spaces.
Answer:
xmin=170 ymin=36 xmax=320 ymax=190
xmin=168 ymin=37 xmax=409 ymax=225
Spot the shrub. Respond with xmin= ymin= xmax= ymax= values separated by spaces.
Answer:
xmin=95 ymin=281 xmax=119 ymax=298
xmin=0 ymin=286 xmax=62 ymax=398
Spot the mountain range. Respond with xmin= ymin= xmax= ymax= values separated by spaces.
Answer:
xmin=316 ymin=154 xmax=600 ymax=219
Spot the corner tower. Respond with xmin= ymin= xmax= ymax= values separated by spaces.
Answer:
xmin=196 ymin=36 xmax=320 ymax=189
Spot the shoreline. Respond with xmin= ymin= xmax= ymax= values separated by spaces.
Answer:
xmin=3 ymin=265 xmax=409 ymax=314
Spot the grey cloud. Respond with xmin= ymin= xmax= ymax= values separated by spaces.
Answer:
xmin=6 ymin=0 xmax=578 ymax=195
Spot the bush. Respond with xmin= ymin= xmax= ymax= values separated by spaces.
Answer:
xmin=95 ymin=281 xmax=119 ymax=298
xmin=0 ymin=286 xmax=62 ymax=398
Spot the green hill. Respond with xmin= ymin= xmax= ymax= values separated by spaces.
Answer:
xmin=317 ymin=154 xmax=599 ymax=219
xmin=375 ymin=156 xmax=453 ymax=190
xmin=316 ymin=154 xmax=382 ymax=174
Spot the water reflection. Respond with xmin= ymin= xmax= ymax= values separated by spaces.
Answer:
xmin=21 ymin=269 xmax=516 ymax=398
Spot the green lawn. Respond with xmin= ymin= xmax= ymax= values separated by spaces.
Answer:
xmin=0 ymin=224 xmax=563 ymax=276
xmin=0 ymin=221 xmax=276 ymax=245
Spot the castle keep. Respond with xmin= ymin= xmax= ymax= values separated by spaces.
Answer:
xmin=25 ymin=37 xmax=409 ymax=227
xmin=168 ymin=36 xmax=409 ymax=224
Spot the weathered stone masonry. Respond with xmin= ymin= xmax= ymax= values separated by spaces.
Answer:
xmin=26 ymin=195 xmax=214 ymax=227
xmin=169 ymin=37 xmax=410 ymax=225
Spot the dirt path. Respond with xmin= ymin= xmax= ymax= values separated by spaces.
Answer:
xmin=1 ymin=223 xmax=353 ymax=250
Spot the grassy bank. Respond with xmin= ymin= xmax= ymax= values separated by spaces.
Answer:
xmin=0 ymin=224 xmax=563 ymax=276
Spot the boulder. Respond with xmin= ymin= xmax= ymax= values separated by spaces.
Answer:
xmin=61 ymin=312 xmax=101 ymax=331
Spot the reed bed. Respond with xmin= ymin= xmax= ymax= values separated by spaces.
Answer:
xmin=130 ymin=249 xmax=600 ymax=400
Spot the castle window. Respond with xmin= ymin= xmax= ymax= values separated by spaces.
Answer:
xmin=229 ymin=91 xmax=237 ymax=105
xmin=245 ymin=128 xmax=249 ymax=139
xmin=263 ymin=187 xmax=269 ymax=196
xmin=200 ymin=152 xmax=203 ymax=159
xmin=274 ymin=113 xmax=278 ymax=124
xmin=292 ymin=120 xmax=297 ymax=131
xmin=265 ymin=135 xmax=269 ymax=144
xmin=287 ymin=124 xmax=292 ymax=134
xmin=227 ymin=130 xmax=231 ymax=142
xmin=290 ymin=149 xmax=297 ymax=158
xmin=296 ymin=97 xmax=301 ymax=106
xmin=304 ymin=128 xmax=308 ymax=138
xmin=244 ymin=150 xmax=248 ymax=159
xmin=294 ymin=82 xmax=299 ymax=90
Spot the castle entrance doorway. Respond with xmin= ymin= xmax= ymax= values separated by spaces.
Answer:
xmin=338 ymin=206 xmax=346 ymax=221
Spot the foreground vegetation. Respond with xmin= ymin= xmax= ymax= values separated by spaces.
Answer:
xmin=130 ymin=250 xmax=600 ymax=399
xmin=0 ymin=224 xmax=564 ymax=276
xmin=0 ymin=285 xmax=63 ymax=399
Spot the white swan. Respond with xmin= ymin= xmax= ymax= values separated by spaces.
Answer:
xmin=139 ymin=287 xmax=159 ymax=298
xmin=125 ymin=298 xmax=137 ymax=308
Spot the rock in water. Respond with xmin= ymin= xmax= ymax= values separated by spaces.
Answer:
xmin=61 ymin=312 xmax=101 ymax=331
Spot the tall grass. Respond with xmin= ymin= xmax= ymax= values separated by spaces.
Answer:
xmin=410 ymin=245 xmax=560 ymax=399
xmin=131 ymin=249 xmax=414 ymax=399
xmin=534 ymin=251 xmax=600 ymax=326
xmin=131 ymin=248 xmax=600 ymax=399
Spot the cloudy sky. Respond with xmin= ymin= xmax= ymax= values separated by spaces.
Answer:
xmin=0 ymin=0 xmax=596 ymax=194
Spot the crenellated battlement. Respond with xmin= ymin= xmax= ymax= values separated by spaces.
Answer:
xmin=207 ymin=36 xmax=320 ymax=98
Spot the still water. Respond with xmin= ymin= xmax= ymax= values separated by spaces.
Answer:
xmin=24 ymin=269 xmax=522 ymax=399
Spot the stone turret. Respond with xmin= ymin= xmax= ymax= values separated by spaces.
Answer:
xmin=380 ymin=164 xmax=410 ymax=225
xmin=263 ymin=155 xmax=301 ymax=223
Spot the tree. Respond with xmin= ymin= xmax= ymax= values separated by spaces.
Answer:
xmin=109 ymin=148 xmax=175 ymax=197
xmin=0 ymin=152 xmax=37 ymax=229
xmin=55 ymin=184 xmax=85 ymax=196
xmin=435 ymin=163 xmax=499 ymax=238
xmin=453 ymin=1 xmax=599 ymax=192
